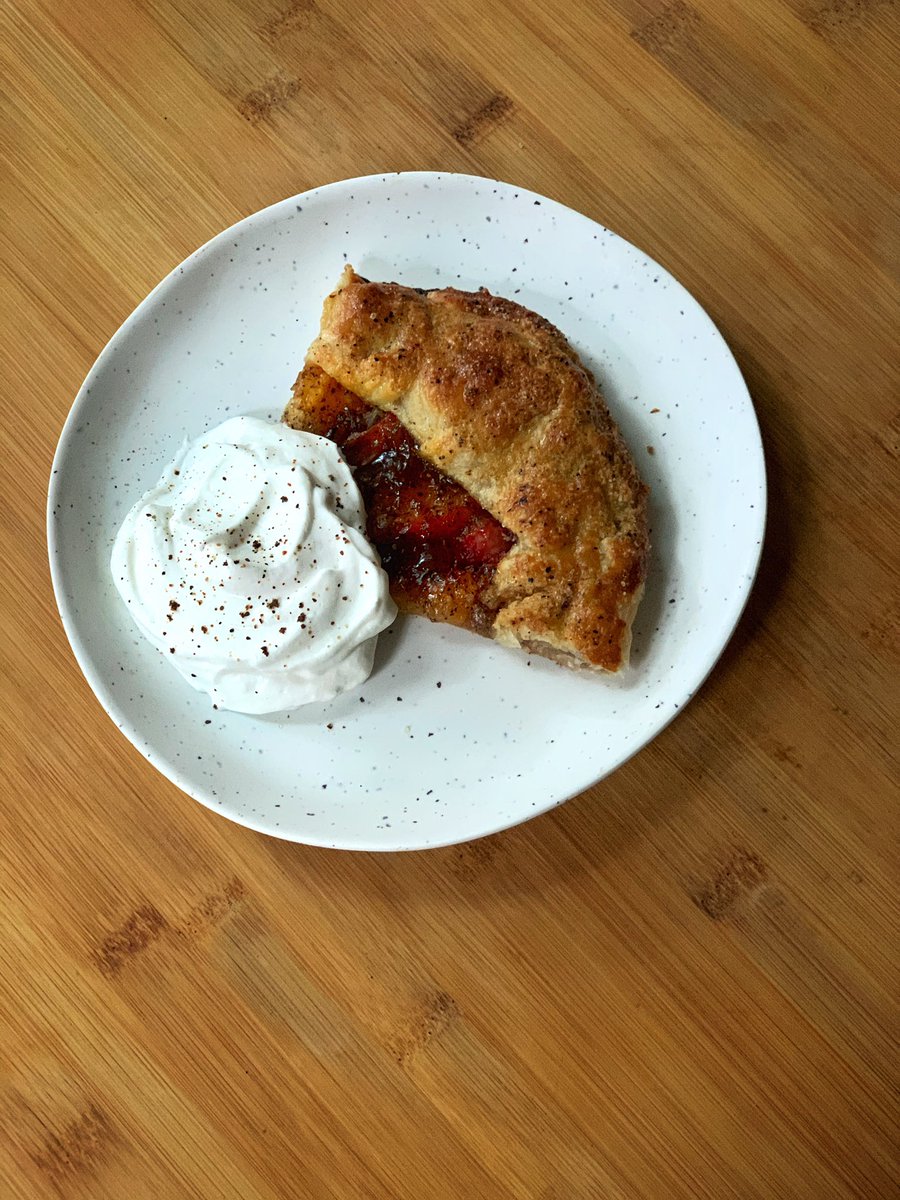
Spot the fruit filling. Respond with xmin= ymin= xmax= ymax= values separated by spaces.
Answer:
xmin=294 ymin=368 xmax=515 ymax=630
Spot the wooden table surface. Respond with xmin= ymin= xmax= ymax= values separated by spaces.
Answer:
xmin=2 ymin=1 xmax=898 ymax=1196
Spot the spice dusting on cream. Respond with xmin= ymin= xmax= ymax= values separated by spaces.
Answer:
xmin=111 ymin=416 xmax=396 ymax=713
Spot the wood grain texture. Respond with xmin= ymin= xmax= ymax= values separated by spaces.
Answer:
xmin=2 ymin=0 xmax=898 ymax=1196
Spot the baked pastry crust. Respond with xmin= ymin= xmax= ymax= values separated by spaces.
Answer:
xmin=286 ymin=267 xmax=649 ymax=671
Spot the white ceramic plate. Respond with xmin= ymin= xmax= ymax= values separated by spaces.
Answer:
xmin=48 ymin=172 xmax=765 ymax=850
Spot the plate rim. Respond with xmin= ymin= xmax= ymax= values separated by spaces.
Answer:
xmin=47 ymin=170 xmax=767 ymax=851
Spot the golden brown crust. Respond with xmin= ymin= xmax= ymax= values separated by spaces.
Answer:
xmin=296 ymin=266 xmax=649 ymax=671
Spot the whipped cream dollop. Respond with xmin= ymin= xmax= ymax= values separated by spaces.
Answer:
xmin=111 ymin=416 xmax=396 ymax=713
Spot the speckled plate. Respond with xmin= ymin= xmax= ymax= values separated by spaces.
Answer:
xmin=48 ymin=172 xmax=765 ymax=850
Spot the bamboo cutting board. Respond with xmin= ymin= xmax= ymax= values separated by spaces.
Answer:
xmin=1 ymin=1 xmax=898 ymax=1197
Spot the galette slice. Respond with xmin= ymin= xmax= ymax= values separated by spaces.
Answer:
xmin=284 ymin=267 xmax=649 ymax=672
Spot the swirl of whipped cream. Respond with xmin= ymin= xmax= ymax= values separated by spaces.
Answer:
xmin=111 ymin=416 xmax=395 ymax=713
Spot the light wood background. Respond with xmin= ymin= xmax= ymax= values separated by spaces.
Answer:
xmin=2 ymin=0 xmax=898 ymax=1196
